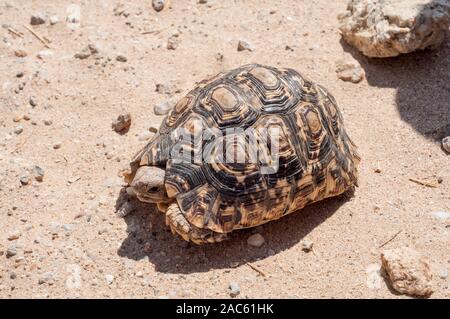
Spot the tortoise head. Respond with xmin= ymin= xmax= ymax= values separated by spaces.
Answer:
xmin=129 ymin=166 xmax=169 ymax=203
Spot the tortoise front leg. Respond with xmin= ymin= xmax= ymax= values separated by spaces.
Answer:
xmin=165 ymin=202 xmax=228 ymax=244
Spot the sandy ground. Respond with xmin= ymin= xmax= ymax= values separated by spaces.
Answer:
xmin=0 ymin=0 xmax=449 ymax=299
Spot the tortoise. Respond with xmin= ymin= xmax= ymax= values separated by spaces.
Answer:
xmin=124 ymin=64 xmax=360 ymax=244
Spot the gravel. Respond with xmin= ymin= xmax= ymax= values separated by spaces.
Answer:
xmin=112 ymin=113 xmax=132 ymax=132
xmin=301 ymin=238 xmax=314 ymax=252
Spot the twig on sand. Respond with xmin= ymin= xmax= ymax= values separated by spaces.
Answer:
xmin=23 ymin=25 xmax=51 ymax=48
xmin=8 ymin=27 xmax=24 ymax=38
xmin=246 ymin=262 xmax=267 ymax=277
xmin=379 ymin=230 xmax=402 ymax=248
xmin=409 ymin=177 xmax=438 ymax=188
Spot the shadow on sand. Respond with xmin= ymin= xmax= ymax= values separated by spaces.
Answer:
xmin=116 ymin=188 xmax=352 ymax=274
xmin=340 ymin=38 xmax=450 ymax=141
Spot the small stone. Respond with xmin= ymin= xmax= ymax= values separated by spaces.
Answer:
xmin=439 ymin=270 xmax=448 ymax=279
xmin=14 ymin=126 xmax=23 ymax=135
xmin=199 ymin=0 xmax=208 ymax=3
xmin=36 ymin=50 xmax=54 ymax=59
xmin=6 ymin=246 xmax=17 ymax=258
xmin=20 ymin=175 xmax=29 ymax=185
xmin=247 ymin=233 xmax=265 ymax=247
xmin=23 ymin=114 xmax=31 ymax=121
xmin=149 ymin=126 xmax=158 ymax=134
xmin=116 ymin=201 xmax=135 ymax=218
xmin=43 ymin=119 xmax=53 ymax=126
xmin=8 ymin=232 xmax=20 ymax=241
xmin=49 ymin=15 xmax=59 ymax=25
xmin=105 ymin=274 xmax=114 ymax=285
xmin=154 ymin=101 xmax=172 ymax=115
xmin=431 ymin=211 xmax=450 ymax=221
xmin=112 ymin=113 xmax=131 ymax=133
xmin=13 ymin=115 xmax=22 ymax=122
xmin=237 ymin=40 xmax=255 ymax=52
xmin=336 ymin=58 xmax=364 ymax=83
xmin=228 ymin=282 xmax=240 ymax=297
xmin=442 ymin=136 xmax=450 ymax=153
xmin=381 ymin=247 xmax=433 ymax=297
xmin=53 ymin=142 xmax=62 ymax=149
xmin=29 ymin=96 xmax=37 ymax=107
xmin=167 ymin=35 xmax=180 ymax=50
xmin=116 ymin=54 xmax=127 ymax=62
xmin=38 ymin=272 xmax=54 ymax=285
xmin=14 ymin=50 xmax=27 ymax=58
xmin=30 ymin=12 xmax=47 ymax=25
xmin=16 ymin=72 xmax=24 ymax=78
xmin=152 ymin=0 xmax=166 ymax=12
xmin=10 ymin=272 xmax=17 ymax=280
xmin=301 ymin=238 xmax=314 ymax=252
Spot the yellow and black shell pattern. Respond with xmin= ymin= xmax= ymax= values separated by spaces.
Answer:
xmin=131 ymin=64 xmax=360 ymax=233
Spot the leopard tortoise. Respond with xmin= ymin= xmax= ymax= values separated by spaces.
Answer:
xmin=124 ymin=64 xmax=360 ymax=244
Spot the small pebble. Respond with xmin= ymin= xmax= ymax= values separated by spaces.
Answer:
xmin=38 ymin=272 xmax=54 ymax=285
xmin=442 ymin=136 xmax=450 ymax=153
xmin=167 ymin=35 xmax=180 ymax=50
xmin=13 ymin=115 xmax=22 ymax=122
xmin=7 ymin=232 xmax=20 ymax=241
xmin=154 ymin=101 xmax=172 ymax=115
xmin=247 ymin=233 xmax=265 ymax=247
xmin=14 ymin=126 xmax=23 ymax=135
xmin=6 ymin=246 xmax=17 ymax=258
xmin=30 ymin=12 xmax=47 ymax=25
xmin=301 ymin=238 xmax=314 ymax=252
xmin=152 ymin=0 xmax=166 ymax=12
xmin=228 ymin=282 xmax=240 ymax=297
xmin=29 ymin=96 xmax=37 ymax=107
xmin=20 ymin=175 xmax=29 ymax=185
xmin=237 ymin=40 xmax=255 ymax=52
xmin=335 ymin=58 xmax=364 ymax=83
xmin=105 ymin=274 xmax=114 ymax=285
xmin=116 ymin=54 xmax=127 ymax=62
xmin=439 ymin=270 xmax=448 ymax=279
xmin=14 ymin=50 xmax=28 ymax=58
xmin=53 ymin=142 xmax=62 ymax=149
xmin=36 ymin=50 xmax=54 ymax=59
xmin=149 ymin=126 xmax=158 ymax=133
xmin=43 ymin=119 xmax=53 ymax=126
xmin=112 ymin=113 xmax=131 ymax=132
xmin=49 ymin=15 xmax=59 ymax=25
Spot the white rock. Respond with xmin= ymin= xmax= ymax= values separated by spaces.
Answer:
xmin=105 ymin=274 xmax=114 ymax=285
xmin=301 ymin=238 xmax=314 ymax=252
xmin=49 ymin=15 xmax=59 ymax=25
xmin=247 ymin=233 xmax=265 ymax=247
xmin=228 ymin=282 xmax=240 ymax=297
xmin=154 ymin=101 xmax=172 ymax=115
xmin=338 ymin=0 xmax=450 ymax=58
xmin=381 ymin=247 xmax=433 ymax=297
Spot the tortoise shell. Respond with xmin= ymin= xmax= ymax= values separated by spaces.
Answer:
xmin=130 ymin=64 xmax=360 ymax=235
